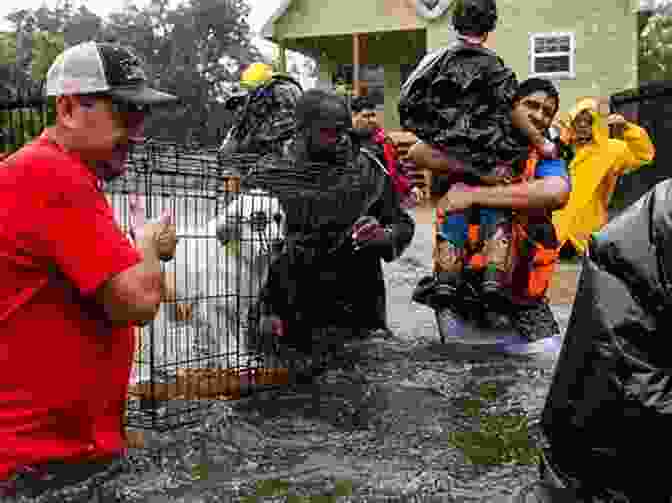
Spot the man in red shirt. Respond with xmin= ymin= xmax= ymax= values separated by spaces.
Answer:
xmin=0 ymin=41 xmax=177 ymax=499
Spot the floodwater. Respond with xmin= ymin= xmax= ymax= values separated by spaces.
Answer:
xmin=113 ymin=208 xmax=577 ymax=502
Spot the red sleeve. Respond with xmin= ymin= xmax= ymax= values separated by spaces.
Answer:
xmin=28 ymin=167 xmax=142 ymax=297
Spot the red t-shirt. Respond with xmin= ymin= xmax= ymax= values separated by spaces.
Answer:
xmin=0 ymin=132 xmax=142 ymax=480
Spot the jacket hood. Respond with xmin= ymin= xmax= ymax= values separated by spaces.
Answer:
xmin=566 ymin=97 xmax=610 ymax=148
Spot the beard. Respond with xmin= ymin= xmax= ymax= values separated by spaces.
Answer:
xmin=94 ymin=143 xmax=130 ymax=181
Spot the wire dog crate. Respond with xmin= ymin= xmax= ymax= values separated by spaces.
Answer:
xmin=104 ymin=142 xmax=290 ymax=432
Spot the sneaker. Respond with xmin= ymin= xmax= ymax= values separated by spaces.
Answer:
xmin=435 ymin=307 xmax=466 ymax=343
xmin=496 ymin=334 xmax=562 ymax=356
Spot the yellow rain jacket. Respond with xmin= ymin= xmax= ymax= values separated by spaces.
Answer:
xmin=552 ymin=98 xmax=655 ymax=254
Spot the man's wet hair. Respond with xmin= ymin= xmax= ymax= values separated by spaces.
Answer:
xmin=514 ymin=77 xmax=560 ymax=116
xmin=451 ymin=0 xmax=498 ymax=36
xmin=295 ymin=89 xmax=351 ymax=129
xmin=350 ymin=96 xmax=375 ymax=114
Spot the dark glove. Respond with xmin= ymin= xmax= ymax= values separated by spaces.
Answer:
xmin=259 ymin=314 xmax=286 ymax=338
xmin=351 ymin=216 xmax=392 ymax=252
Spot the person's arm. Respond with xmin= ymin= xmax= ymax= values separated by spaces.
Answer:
xmin=613 ymin=118 xmax=655 ymax=175
xmin=95 ymin=231 xmax=163 ymax=326
xmin=30 ymin=167 xmax=163 ymax=327
xmin=438 ymin=157 xmax=571 ymax=215
xmin=469 ymin=176 xmax=569 ymax=211
xmin=358 ymin=176 xmax=416 ymax=262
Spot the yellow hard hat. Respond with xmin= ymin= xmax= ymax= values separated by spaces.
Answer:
xmin=240 ymin=63 xmax=273 ymax=89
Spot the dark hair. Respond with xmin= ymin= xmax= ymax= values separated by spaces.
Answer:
xmin=350 ymin=96 xmax=375 ymax=113
xmin=514 ymin=78 xmax=560 ymax=116
xmin=296 ymin=89 xmax=350 ymax=129
xmin=451 ymin=0 xmax=497 ymax=36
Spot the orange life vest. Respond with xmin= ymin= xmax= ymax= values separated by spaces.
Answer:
xmin=439 ymin=154 xmax=561 ymax=300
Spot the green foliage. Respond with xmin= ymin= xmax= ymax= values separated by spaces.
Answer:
xmin=640 ymin=12 xmax=672 ymax=83
xmin=448 ymin=381 xmax=540 ymax=467
xmin=30 ymin=32 xmax=64 ymax=83
xmin=2 ymin=0 xmax=262 ymax=147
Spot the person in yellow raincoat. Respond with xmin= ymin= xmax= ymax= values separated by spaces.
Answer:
xmin=551 ymin=97 xmax=655 ymax=255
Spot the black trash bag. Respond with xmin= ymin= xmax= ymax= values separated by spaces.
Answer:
xmin=398 ymin=40 xmax=528 ymax=173
xmin=538 ymin=179 xmax=672 ymax=501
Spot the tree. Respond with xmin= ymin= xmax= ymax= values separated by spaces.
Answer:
xmin=2 ymin=0 xmax=262 ymax=146
xmin=639 ymin=3 xmax=672 ymax=83
xmin=100 ymin=0 xmax=262 ymax=144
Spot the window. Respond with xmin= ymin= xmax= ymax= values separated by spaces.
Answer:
xmin=529 ymin=32 xmax=575 ymax=80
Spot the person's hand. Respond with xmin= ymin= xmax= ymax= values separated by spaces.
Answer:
xmin=259 ymin=314 xmax=285 ymax=338
xmin=536 ymin=138 xmax=559 ymax=160
xmin=607 ymin=113 xmax=628 ymax=139
xmin=438 ymin=183 xmax=477 ymax=215
xmin=607 ymin=113 xmax=627 ymax=127
xmin=129 ymin=194 xmax=178 ymax=261
xmin=351 ymin=216 xmax=389 ymax=252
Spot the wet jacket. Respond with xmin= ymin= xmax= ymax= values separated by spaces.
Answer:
xmin=541 ymin=180 xmax=672 ymax=498
xmin=260 ymin=154 xmax=415 ymax=342
xmin=398 ymin=41 xmax=528 ymax=171
xmin=552 ymin=98 xmax=655 ymax=254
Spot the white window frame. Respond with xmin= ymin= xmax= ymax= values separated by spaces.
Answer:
xmin=529 ymin=32 xmax=576 ymax=80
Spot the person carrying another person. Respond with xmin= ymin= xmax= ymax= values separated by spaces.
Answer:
xmin=400 ymin=0 xmax=559 ymax=307
xmin=551 ymin=96 xmax=655 ymax=256
xmin=0 ymin=41 xmax=178 ymax=500
xmin=412 ymin=77 xmax=570 ymax=353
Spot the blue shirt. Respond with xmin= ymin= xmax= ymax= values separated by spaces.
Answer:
xmin=535 ymin=158 xmax=570 ymax=191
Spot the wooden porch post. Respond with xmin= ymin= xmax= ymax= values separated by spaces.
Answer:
xmin=353 ymin=33 xmax=361 ymax=96
xmin=352 ymin=33 xmax=369 ymax=96
xmin=278 ymin=41 xmax=288 ymax=73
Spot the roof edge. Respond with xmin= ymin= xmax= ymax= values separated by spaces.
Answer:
xmin=259 ymin=0 xmax=294 ymax=39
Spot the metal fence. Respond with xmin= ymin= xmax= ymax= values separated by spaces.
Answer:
xmin=0 ymin=93 xmax=52 ymax=154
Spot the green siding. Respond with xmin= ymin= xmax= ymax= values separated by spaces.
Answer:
xmin=275 ymin=0 xmax=424 ymax=38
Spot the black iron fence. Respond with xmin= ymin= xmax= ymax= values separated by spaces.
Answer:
xmin=610 ymin=80 xmax=672 ymax=211
xmin=0 ymin=93 xmax=52 ymax=155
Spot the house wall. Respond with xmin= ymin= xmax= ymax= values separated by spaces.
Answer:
xmin=274 ymin=0 xmax=425 ymax=38
xmin=275 ymin=0 xmax=639 ymax=130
